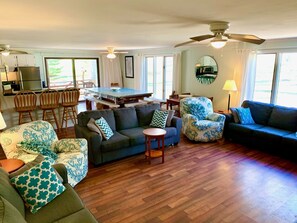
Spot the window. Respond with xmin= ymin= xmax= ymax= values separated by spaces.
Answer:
xmin=253 ymin=52 xmax=297 ymax=107
xmin=145 ymin=56 xmax=173 ymax=100
xmin=45 ymin=58 xmax=99 ymax=90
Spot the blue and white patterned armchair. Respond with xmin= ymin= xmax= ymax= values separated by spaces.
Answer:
xmin=0 ymin=120 xmax=88 ymax=187
xmin=180 ymin=97 xmax=226 ymax=142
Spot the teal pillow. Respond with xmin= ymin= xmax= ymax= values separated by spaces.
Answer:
xmin=17 ymin=141 xmax=58 ymax=160
xmin=10 ymin=158 xmax=65 ymax=214
xmin=236 ymin=107 xmax=255 ymax=125
xmin=95 ymin=117 xmax=114 ymax=140
xmin=150 ymin=110 xmax=169 ymax=128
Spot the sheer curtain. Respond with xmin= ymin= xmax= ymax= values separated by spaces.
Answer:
xmin=100 ymin=56 xmax=123 ymax=87
xmin=233 ymin=49 xmax=257 ymax=106
xmin=134 ymin=54 xmax=145 ymax=90
xmin=172 ymin=52 xmax=182 ymax=94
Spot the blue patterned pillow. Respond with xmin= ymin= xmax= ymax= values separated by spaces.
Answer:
xmin=95 ymin=117 xmax=114 ymax=140
xmin=150 ymin=110 xmax=169 ymax=128
xmin=17 ymin=141 xmax=58 ymax=160
xmin=10 ymin=158 xmax=65 ymax=213
xmin=236 ymin=107 xmax=255 ymax=125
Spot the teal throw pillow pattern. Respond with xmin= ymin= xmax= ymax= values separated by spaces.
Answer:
xmin=230 ymin=107 xmax=240 ymax=123
xmin=17 ymin=141 xmax=58 ymax=160
xmin=10 ymin=158 xmax=66 ymax=213
xmin=236 ymin=107 xmax=255 ymax=125
xmin=150 ymin=110 xmax=169 ymax=129
xmin=95 ymin=117 xmax=114 ymax=140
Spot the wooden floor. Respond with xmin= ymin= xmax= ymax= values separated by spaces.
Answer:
xmin=57 ymin=128 xmax=297 ymax=223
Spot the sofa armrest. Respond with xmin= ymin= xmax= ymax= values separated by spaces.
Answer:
xmin=52 ymin=163 xmax=68 ymax=184
xmin=171 ymin=116 xmax=182 ymax=129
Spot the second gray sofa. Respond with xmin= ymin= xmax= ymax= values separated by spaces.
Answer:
xmin=75 ymin=103 xmax=182 ymax=165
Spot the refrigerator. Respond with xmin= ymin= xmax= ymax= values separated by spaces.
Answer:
xmin=18 ymin=67 xmax=42 ymax=91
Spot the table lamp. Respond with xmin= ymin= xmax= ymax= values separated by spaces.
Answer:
xmin=223 ymin=80 xmax=237 ymax=111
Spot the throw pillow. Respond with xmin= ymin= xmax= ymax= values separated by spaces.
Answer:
xmin=236 ymin=107 xmax=255 ymax=125
xmin=230 ymin=107 xmax=240 ymax=123
xmin=87 ymin=118 xmax=102 ymax=136
xmin=163 ymin=109 xmax=175 ymax=127
xmin=95 ymin=117 xmax=114 ymax=140
xmin=10 ymin=158 xmax=66 ymax=214
xmin=17 ymin=141 xmax=58 ymax=161
xmin=150 ymin=110 xmax=169 ymax=129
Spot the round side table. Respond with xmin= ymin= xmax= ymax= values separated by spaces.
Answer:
xmin=0 ymin=159 xmax=25 ymax=173
xmin=143 ymin=128 xmax=167 ymax=164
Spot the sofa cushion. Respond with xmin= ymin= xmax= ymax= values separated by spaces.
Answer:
xmin=0 ymin=196 xmax=26 ymax=223
xmin=150 ymin=110 xmax=169 ymax=128
xmin=77 ymin=109 xmax=116 ymax=131
xmin=114 ymin=107 xmax=139 ymax=131
xmin=25 ymin=184 xmax=85 ymax=223
xmin=228 ymin=123 xmax=265 ymax=135
xmin=230 ymin=108 xmax=240 ymax=123
xmin=135 ymin=103 xmax=161 ymax=126
xmin=236 ymin=107 xmax=255 ymax=125
xmin=119 ymin=127 xmax=146 ymax=146
xmin=253 ymin=126 xmax=292 ymax=143
xmin=10 ymin=158 xmax=66 ymax=214
xmin=242 ymin=100 xmax=274 ymax=125
xmin=268 ymin=106 xmax=297 ymax=131
xmin=100 ymin=132 xmax=130 ymax=152
xmin=95 ymin=117 xmax=114 ymax=140
xmin=0 ymin=168 xmax=25 ymax=218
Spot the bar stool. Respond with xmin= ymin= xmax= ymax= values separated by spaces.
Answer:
xmin=61 ymin=87 xmax=80 ymax=128
xmin=14 ymin=91 xmax=37 ymax=125
xmin=40 ymin=89 xmax=60 ymax=130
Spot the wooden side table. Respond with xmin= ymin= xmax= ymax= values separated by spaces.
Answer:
xmin=0 ymin=159 xmax=25 ymax=173
xmin=143 ymin=128 xmax=167 ymax=164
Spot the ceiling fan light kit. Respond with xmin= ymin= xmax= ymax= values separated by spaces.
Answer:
xmin=107 ymin=53 xmax=116 ymax=59
xmin=175 ymin=21 xmax=265 ymax=49
xmin=1 ymin=50 xmax=10 ymax=56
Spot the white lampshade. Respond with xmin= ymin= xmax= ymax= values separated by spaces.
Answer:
xmin=0 ymin=112 xmax=6 ymax=130
xmin=107 ymin=53 xmax=116 ymax=59
xmin=1 ymin=50 xmax=10 ymax=56
xmin=210 ymin=39 xmax=227 ymax=49
xmin=223 ymin=80 xmax=237 ymax=91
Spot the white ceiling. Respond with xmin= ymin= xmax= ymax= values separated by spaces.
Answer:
xmin=1 ymin=0 xmax=297 ymax=51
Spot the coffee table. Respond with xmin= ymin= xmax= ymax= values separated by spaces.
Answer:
xmin=143 ymin=128 xmax=167 ymax=164
xmin=0 ymin=158 xmax=25 ymax=173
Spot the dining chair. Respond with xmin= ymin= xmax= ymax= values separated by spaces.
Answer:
xmin=40 ymin=89 xmax=60 ymax=130
xmin=14 ymin=90 xmax=37 ymax=125
xmin=61 ymin=87 xmax=80 ymax=128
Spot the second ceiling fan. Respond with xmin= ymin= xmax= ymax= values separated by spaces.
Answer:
xmin=101 ymin=47 xmax=128 ymax=59
xmin=175 ymin=21 xmax=265 ymax=48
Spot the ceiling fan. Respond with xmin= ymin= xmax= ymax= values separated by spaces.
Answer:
xmin=0 ymin=44 xmax=28 ymax=56
xmin=100 ymin=47 xmax=128 ymax=59
xmin=175 ymin=22 xmax=265 ymax=48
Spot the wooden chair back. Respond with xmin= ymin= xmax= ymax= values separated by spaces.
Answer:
xmin=40 ymin=89 xmax=60 ymax=109
xmin=61 ymin=88 xmax=80 ymax=107
xmin=14 ymin=91 xmax=37 ymax=112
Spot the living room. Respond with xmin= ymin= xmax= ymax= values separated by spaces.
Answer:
xmin=1 ymin=1 xmax=297 ymax=222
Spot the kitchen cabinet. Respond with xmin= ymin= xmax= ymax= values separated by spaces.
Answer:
xmin=16 ymin=55 xmax=36 ymax=66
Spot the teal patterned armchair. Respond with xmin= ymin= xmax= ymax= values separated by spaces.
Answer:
xmin=0 ymin=120 xmax=88 ymax=187
xmin=180 ymin=97 xmax=226 ymax=142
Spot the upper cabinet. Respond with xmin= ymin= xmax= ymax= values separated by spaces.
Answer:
xmin=16 ymin=55 xmax=36 ymax=67
xmin=1 ymin=54 xmax=36 ymax=71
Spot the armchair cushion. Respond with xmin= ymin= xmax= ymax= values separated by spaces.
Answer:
xmin=17 ymin=141 xmax=58 ymax=160
xmin=10 ymin=158 xmax=66 ymax=214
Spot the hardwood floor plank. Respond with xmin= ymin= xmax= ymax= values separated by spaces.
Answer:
xmin=57 ymin=128 xmax=297 ymax=223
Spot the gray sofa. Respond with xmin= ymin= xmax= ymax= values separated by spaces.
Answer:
xmin=75 ymin=103 xmax=182 ymax=165
xmin=225 ymin=100 xmax=297 ymax=157
xmin=0 ymin=164 xmax=97 ymax=223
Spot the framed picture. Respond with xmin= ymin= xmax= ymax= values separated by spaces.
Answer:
xmin=125 ymin=56 xmax=134 ymax=78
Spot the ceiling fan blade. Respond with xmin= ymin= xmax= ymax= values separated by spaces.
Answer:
xmin=224 ymin=33 xmax=265 ymax=44
xmin=9 ymin=50 xmax=28 ymax=54
xmin=190 ymin=34 xmax=214 ymax=42
xmin=114 ymin=51 xmax=129 ymax=54
xmin=174 ymin=40 xmax=196 ymax=48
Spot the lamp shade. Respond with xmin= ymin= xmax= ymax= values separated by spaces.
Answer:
xmin=223 ymin=80 xmax=237 ymax=91
xmin=0 ymin=112 xmax=6 ymax=130
xmin=210 ymin=40 xmax=227 ymax=49
xmin=107 ymin=53 xmax=116 ymax=59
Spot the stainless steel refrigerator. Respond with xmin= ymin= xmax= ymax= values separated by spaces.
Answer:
xmin=18 ymin=66 xmax=42 ymax=91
